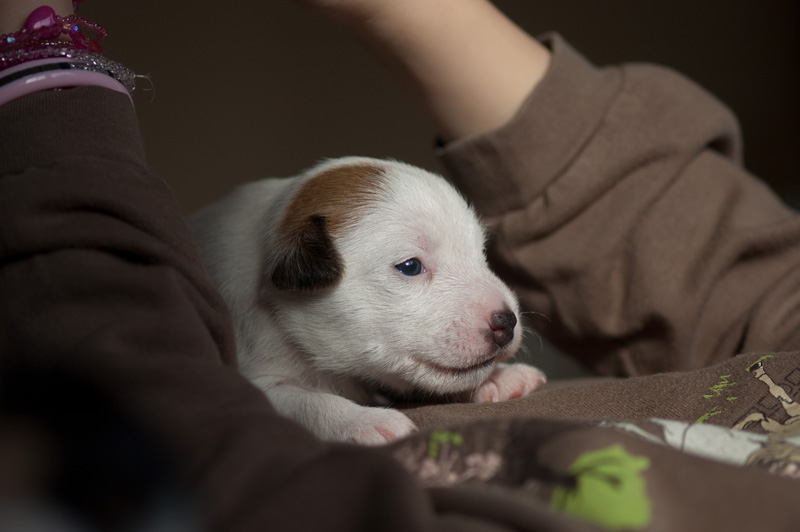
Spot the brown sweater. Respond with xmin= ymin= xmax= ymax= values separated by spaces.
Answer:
xmin=442 ymin=34 xmax=800 ymax=378
xmin=1 ymin=34 xmax=798 ymax=531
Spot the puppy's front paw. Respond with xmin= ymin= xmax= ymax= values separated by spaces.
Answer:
xmin=473 ymin=363 xmax=546 ymax=404
xmin=343 ymin=407 xmax=417 ymax=445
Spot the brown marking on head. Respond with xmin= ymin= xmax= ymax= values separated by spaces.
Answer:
xmin=269 ymin=163 xmax=385 ymax=292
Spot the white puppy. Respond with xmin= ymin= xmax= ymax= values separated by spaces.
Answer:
xmin=189 ymin=157 xmax=545 ymax=444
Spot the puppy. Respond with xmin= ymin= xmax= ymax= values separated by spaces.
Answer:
xmin=188 ymin=157 xmax=546 ymax=444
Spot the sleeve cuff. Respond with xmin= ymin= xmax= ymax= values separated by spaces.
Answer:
xmin=437 ymin=33 xmax=623 ymax=216
xmin=0 ymin=86 xmax=146 ymax=177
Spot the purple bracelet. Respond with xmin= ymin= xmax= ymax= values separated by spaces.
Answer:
xmin=0 ymin=3 xmax=138 ymax=107
xmin=1 ymin=6 xmax=107 ymax=53
xmin=0 ymin=58 xmax=132 ymax=107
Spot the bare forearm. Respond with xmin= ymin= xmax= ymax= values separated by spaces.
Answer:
xmin=308 ymin=0 xmax=551 ymax=141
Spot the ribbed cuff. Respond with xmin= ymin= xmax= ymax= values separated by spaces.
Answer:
xmin=0 ymin=86 xmax=145 ymax=177
xmin=437 ymin=33 xmax=622 ymax=217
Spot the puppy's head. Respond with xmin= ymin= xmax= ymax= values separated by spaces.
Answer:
xmin=264 ymin=158 xmax=522 ymax=395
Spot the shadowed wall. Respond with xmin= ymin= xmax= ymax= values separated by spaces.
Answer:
xmin=83 ymin=1 xmax=800 ymax=214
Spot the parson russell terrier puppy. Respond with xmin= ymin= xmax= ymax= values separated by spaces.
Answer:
xmin=188 ymin=157 xmax=546 ymax=444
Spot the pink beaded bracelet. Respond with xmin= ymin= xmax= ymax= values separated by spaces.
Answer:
xmin=1 ymin=6 xmax=107 ymax=53
xmin=0 ymin=58 xmax=132 ymax=107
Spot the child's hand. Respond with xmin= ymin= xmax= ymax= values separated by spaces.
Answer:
xmin=291 ymin=0 xmax=551 ymax=142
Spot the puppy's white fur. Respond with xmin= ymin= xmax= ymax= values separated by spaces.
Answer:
xmin=189 ymin=157 xmax=545 ymax=444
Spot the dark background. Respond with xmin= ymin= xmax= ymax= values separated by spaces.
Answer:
xmin=82 ymin=1 xmax=800 ymax=214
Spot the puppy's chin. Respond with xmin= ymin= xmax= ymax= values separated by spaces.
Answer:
xmin=399 ymin=358 xmax=498 ymax=395
xmin=377 ymin=339 xmax=522 ymax=396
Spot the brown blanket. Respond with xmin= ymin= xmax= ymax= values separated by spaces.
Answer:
xmin=392 ymin=351 xmax=800 ymax=530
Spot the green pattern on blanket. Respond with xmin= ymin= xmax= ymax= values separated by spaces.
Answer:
xmin=427 ymin=430 xmax=464 ymax=458
xmin=697 ymin=373 xmax=738 ymax=423
xmin=551 ymin=444 xmax=652 ymax=531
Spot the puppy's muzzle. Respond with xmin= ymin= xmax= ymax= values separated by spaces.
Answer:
xmin=489 ymin=311 xmax=517 ymax=348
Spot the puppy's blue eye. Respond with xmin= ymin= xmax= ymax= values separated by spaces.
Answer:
xmin=395 ymin=258 xmax=424 ymax=276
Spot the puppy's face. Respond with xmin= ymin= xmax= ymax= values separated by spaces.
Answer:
xmin=264 ymin=160 xmax=522 ymax=395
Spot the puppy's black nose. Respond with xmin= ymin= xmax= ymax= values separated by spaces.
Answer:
xmin=489 ymin=311 xmax=517 ymax=348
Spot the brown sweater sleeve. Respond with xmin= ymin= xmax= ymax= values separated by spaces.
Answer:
xmin=439 ymin=34 xmax=800 ymax=377
xmin=0 ymin=87 xmax=510 ymax=532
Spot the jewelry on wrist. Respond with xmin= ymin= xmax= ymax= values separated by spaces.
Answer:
xmin=1 ymin=6 xmax=107 ymax=54
xmin=0 ymin=43 xmax=135 ymax=91
xmin=0 ymin=58 xmax=132 ymax=107
xmin=0 ymin=3 xmax=140 ymax=107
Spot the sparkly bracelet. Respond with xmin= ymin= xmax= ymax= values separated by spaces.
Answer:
xmin=1 ymin=6 xmax=107 ymax=53
xmin=0 ymin=43 xmax=135 ymax=91
xmin=0 ymin=3 xmax=139 ymax=107
xmin=0 ymin=58 xmax=133 ymax=107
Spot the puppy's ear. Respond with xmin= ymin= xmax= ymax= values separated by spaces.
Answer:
xmin=270 ymin=214 xmax=343 ymax=292
xmin=267 ymin=161 xmax=384 ymax=293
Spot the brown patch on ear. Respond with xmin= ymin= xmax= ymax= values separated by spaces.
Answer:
xmin=269 ymin=163 xmax=385 ymax=292
xmin=271 ymin=215 xmax=342 ymax=291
